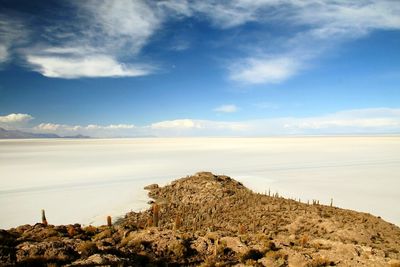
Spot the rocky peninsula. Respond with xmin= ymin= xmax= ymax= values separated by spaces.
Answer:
xmin=1 ymin=172 xmax=399 ymax=266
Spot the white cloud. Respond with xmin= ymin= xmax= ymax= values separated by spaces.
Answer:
xmin=34 ymin=123 xmax=62 ymax=131
xmin=285 ymin=118 xmax=400 ymax=130
xmin=0 ymin=14 xmax=29 ymax=64
xmin=4 ymin=1 xmax=400 ymax=81
xmin=35 ymin=123 xmax=134 ymax=131
xmin=253 ymin=102 xmax=279 ymax=109
xmin=79 ymin=0 xmax=161 ymax=54
xmin=21 ymin=0 xmax=162 ymax=78
xmin=0 ymin=113 xmax=34 ymax=125
xmin=186 ymin=1 xmax=400 ymax=33
xmin=147 ymin=108 xmax=400 ymax=136
xmin=0 ymin=113 xmax=34 ymax=129
xmin=204 ymin=0 xmax=400 ymax=85
xmin=86 ymin=124 xmax=135 ymax=130
xmin=149 ymin=119 xmax=248 ymax=136
xmin=6 ymin=108 xmax=400 ymax=137
xmin=34 ymin=123 xmax=85 ymax=132
xmin=229 ymin=57 xmax=300 ymax=84
xmin=214 ymin=104 xmax=239 ymax=113
xmin=33 ymin=123 xmax=136 ymax=137
xmin=151 ymin=119 xmax=200 ymax=129
xmin=282 ymin=108 xmax=400 ymax=133
xmin=0 ymin=45 xmax=8 ymax=63
xmin=26 ymin=55 xmax=152 ymax=78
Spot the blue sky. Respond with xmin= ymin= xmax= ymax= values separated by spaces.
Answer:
xmin=0 ymin=0 xmax=400 ymax=137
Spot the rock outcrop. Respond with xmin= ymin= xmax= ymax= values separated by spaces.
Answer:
xmin=1 ymin=172 xmax=399 ymax=266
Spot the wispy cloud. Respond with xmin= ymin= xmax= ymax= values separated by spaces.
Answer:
xmin=214 ymin=104 xmax=238 ymax=113
xmin=253 ymin=102 xmax=279 ymax=110
xmin=77 ymin=0 xmax=161 ymax=54
xmin=2 ymin=1 xmax=400 ymax=81
xmin=150 ymin=119 xmax=248 ymax=136
xmin=151 ymin=119 xmax=201 ymax=129
xmin=26 ymin=55 xmax=152 ymax=78
xmin=0 ymin=45 xmax=8 ymax=63
xmin=20 ymin=0 xmax=162 ymax=78
xmin=34 ymin=123 xmax=135 ymax=132
xmin=214 ymin=0 xmax=400 ymax=84
xmin=33 ymin=123 xmax=135 ymax=137
xmin=229 ymin=56 xmax=300 ymax=84
xmin=0 ymin=13 xmax=29 ymax=64
xmin=283 ymin=108 xmax=400 ymax=131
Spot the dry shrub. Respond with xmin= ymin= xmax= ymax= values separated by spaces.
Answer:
xmin=174 ymin=215 xmax=182 ymax=230
xmin=265 ymin=250 xmax=288 ymax=266
xmin=93 ymin=228 xmax=112 ymax=241
xmin=83 ymin=225 xmax=97 ymax=236
xmin=308 ymin=256 xmax=334 ymax=267
xmin=300 ymin=234 xmax=309 ymax=247
xmin=238 ymin=224 xmax=246 ymax=235
xmin=77 ymin=241 xmax=97 ymax=257
xmin=169 ymin=240 xmax=187 ymax=258
xmin=146 ymin=218 xmax=153 ymax=228
xmin=67 ymin=226 xmax=76 ymax=237
xmin=240 ymin=249 xmax=264 ymax=263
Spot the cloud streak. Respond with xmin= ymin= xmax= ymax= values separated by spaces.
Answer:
xmin=229 ymin=57 xmax=300 ymax=84
xmin=214 ymin=104 xmax=238 ymax=113
xmin=26 ymin=55 xmax=152 ymax=78
xmin=0 ymin=13 xmax=29 ymax=64
xmin=218 ymin=0 xmax=400 ymax=84
xmin=20 ymin=0 xmax=162 ymax=78
xmin=2 ymin=1 xmax=400 ymax=81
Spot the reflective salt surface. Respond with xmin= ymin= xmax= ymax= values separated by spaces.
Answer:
xmin=0 ymin=137 xmax=399 ymax=229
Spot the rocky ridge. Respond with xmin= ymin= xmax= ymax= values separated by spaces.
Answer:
xmin=1 ymin=172 xmax=399 ymax=266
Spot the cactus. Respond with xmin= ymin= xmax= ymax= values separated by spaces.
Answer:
xmin=214 ymin=238 xmax=219 ymax=257
xmin=67 ymin=225 xmax=76 ymax=237
xmin=41 ymin=209 xmax=48 ymax=226
xmin=174 ymin=215 xmax=181 ymax=231
xmin=152 ymin=203 xmax=160 ymax=227
xmin=300 ymin=234 xmax=309 ymax=247
xmin=107 ymin=216 xmax=112 ymax=227
xmin=238 ymin=223 xmax=246 ymax=234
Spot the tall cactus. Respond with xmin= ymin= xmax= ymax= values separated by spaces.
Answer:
xmin=152 ymin=203 xmax=160 ymax=227
xmin=41 ymin=209 xmax=48 ymax=226
xmin=174 ymin=214 xmax=181 ymax=230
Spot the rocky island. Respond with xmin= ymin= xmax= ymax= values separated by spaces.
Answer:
xmin=1 ymin=172 xmax=399 ymax=266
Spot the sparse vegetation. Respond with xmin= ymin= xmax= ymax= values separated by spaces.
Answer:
xmin=1 ymin=172 xmax=399 ymax=266
xmin=76 ymin=241 xmax=97 ymax=257
xmin=308 ymin=256 xmax=335 ymax=267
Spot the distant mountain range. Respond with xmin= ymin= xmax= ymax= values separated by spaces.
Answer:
xmin=0 ymin=127 xmax=90 ymax=139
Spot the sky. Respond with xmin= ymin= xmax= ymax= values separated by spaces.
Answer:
xmin=0 ymin=0 xmax=399 ymax=137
